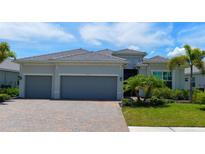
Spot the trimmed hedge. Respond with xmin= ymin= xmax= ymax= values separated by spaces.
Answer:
xmin=0 ymin=94 xmax=11 ymax=102
xmin=122 ymin=97 xmax=172 ymax=107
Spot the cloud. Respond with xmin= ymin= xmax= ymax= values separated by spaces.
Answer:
xmin=149 ymin=50 xmax=155 ymax=55
xmin=79 ymin=23 xmax=173 ymax=49
xmin=167 ymin=47 xmax=186 ymax=57
xmin=0 ymin=23 xmax=75 ymax=42
xmin=128 ymin=45 xmax=140 ymax=50
xmin=178 ymin=24 xmax=205 ymax=48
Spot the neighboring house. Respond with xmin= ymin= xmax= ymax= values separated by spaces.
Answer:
xmin=137 ymin=56 xmax=185 ymax=89
xmin=184 ymin=65 xmax=205 ymax=91
xmin=0 ymin=59 xmax=20 ymax=88
xmin=15 ymin=48 xmax=185 ymax=100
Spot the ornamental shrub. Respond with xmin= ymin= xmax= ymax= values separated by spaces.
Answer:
xmin=0 ymin=88 xmax=19 ymax=97
xmin=0 ymin=94 xmax=11 ymax=102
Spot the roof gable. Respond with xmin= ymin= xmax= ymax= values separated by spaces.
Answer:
xmin=96 ymin=49 xmax=113 ymax=55
xmin=144 ymin=56 xmax=169 ymax=63
xmin=112 ymin=48 xmax=147 ymax=56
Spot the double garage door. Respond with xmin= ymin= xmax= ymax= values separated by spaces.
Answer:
xmin=25 ymin=75 xmax=117 ymax=100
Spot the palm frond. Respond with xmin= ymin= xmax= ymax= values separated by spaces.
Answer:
xmin=168 ymin=55 xmax=188 ymax=70
xmin=0 ymin=42 xmax=16 ymax=63
xmin=184 ymin=44 xmax=192 ymax=63
xmin=193 ymin=59 xmax=205 ymax=74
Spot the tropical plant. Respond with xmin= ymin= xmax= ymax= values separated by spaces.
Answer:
xmin=193 ymin=90 xmax=205 ymax=104
xmin=124 ymin=75 xmax=143 ymax=101
xmin=168 ymin=44 xmax=205 ymax=102
xmin=124 ymin=74 xmax=165 ymax=102
xmin=152 ymin=88 xmax=189 ymax=100
xmin=152 ymin=87 xmax=173 ymax=99
xmin=0 ymin=42 xmax=16 ymax=63
xmin=141 ymin=75 xmax=165 ymax=102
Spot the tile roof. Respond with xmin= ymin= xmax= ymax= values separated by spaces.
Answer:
xmin=52 ymin=52 xmax=127 ymax=62
xmin=0 ymin=59 xmax=20 ymax=72
xmin=112 ymin=48 xmax=147 ymax=56
xmin=17 ymin=48 xmax=127 ymax=63
xmin=18 ymin=48 xmax=88 ymax=62
xmin=144 ymin=56 xmax=169 ymax=63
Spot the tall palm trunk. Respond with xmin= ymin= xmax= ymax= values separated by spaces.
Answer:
xmin=189 ymin=65 xmax=193 ymax=103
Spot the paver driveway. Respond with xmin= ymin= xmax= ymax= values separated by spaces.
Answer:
xmin=0 ymin=99 xmax=128 ymax=132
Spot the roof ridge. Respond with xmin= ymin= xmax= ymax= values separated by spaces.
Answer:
xmin=96 ymin=52 xmax=126 ymax=61
xmin=97 ymin=48 xmax=114 ymax=51
xmin=50 ymin=51 xmax=89 ymax=60
xmin=113 ymin=48 xmax=147 ymax=55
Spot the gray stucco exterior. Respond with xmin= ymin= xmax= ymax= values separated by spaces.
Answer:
xmin=112 ymin=49 xmax=146 ymax=69
xmin=19 ymin=63 xmax=124 ymax=100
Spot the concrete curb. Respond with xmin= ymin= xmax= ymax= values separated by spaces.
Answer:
xmin=129 ymin=126 xmax=205 ymax=132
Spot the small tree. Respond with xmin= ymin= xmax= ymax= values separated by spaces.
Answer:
xmin=124 ymin=75 xmax=144 ymax=101
xmin=168 ymin=44 xmax=205 ymax=102
xmin=124 ymin=74 xmax=165 ymax=102
xmin=0 ymin=42 xmax=16 ymax=63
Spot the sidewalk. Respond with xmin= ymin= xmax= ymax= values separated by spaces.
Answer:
xmin=129 ymin=126 xmax=205 ymax=132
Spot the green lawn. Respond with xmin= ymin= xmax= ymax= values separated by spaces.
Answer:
xmin=122 ymin=103 xmax=205 ymax=127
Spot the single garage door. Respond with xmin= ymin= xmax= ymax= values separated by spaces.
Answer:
xmin=25 ymin=76 xmax=52 ymax=99
xmin=61 ymin=76 xmax=117 ymax=100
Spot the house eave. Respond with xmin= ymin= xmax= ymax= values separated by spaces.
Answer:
xmin=142 ymin=61 xmax=168 ymax=64
xmin=0 ymin=68 xmax=19 ymax=73
xmin=112 ymin=53 xmax=147 ymax=57
xmin=15 ymin=60 xmax=128 ymax=65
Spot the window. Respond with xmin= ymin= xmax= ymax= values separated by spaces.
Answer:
xmin=153 ymin=72 xmax=162 ymax=79
xmin=152 ymin=71 xmax=172 ymax=88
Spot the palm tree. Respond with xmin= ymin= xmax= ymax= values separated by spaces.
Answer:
xmin=168 ymin=44 xmax=205 ymax=102
xmin=0 ymin=42 xmax=16 ymax=63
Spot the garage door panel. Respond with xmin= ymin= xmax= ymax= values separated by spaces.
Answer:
xmin=61 ymin=76 xmax=117 ymax=100
xmin=25 ymin=76 xmax=52 ymax=99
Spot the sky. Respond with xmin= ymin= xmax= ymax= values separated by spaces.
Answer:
xmin=1 ymin=22 xmax=205 ymax=58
